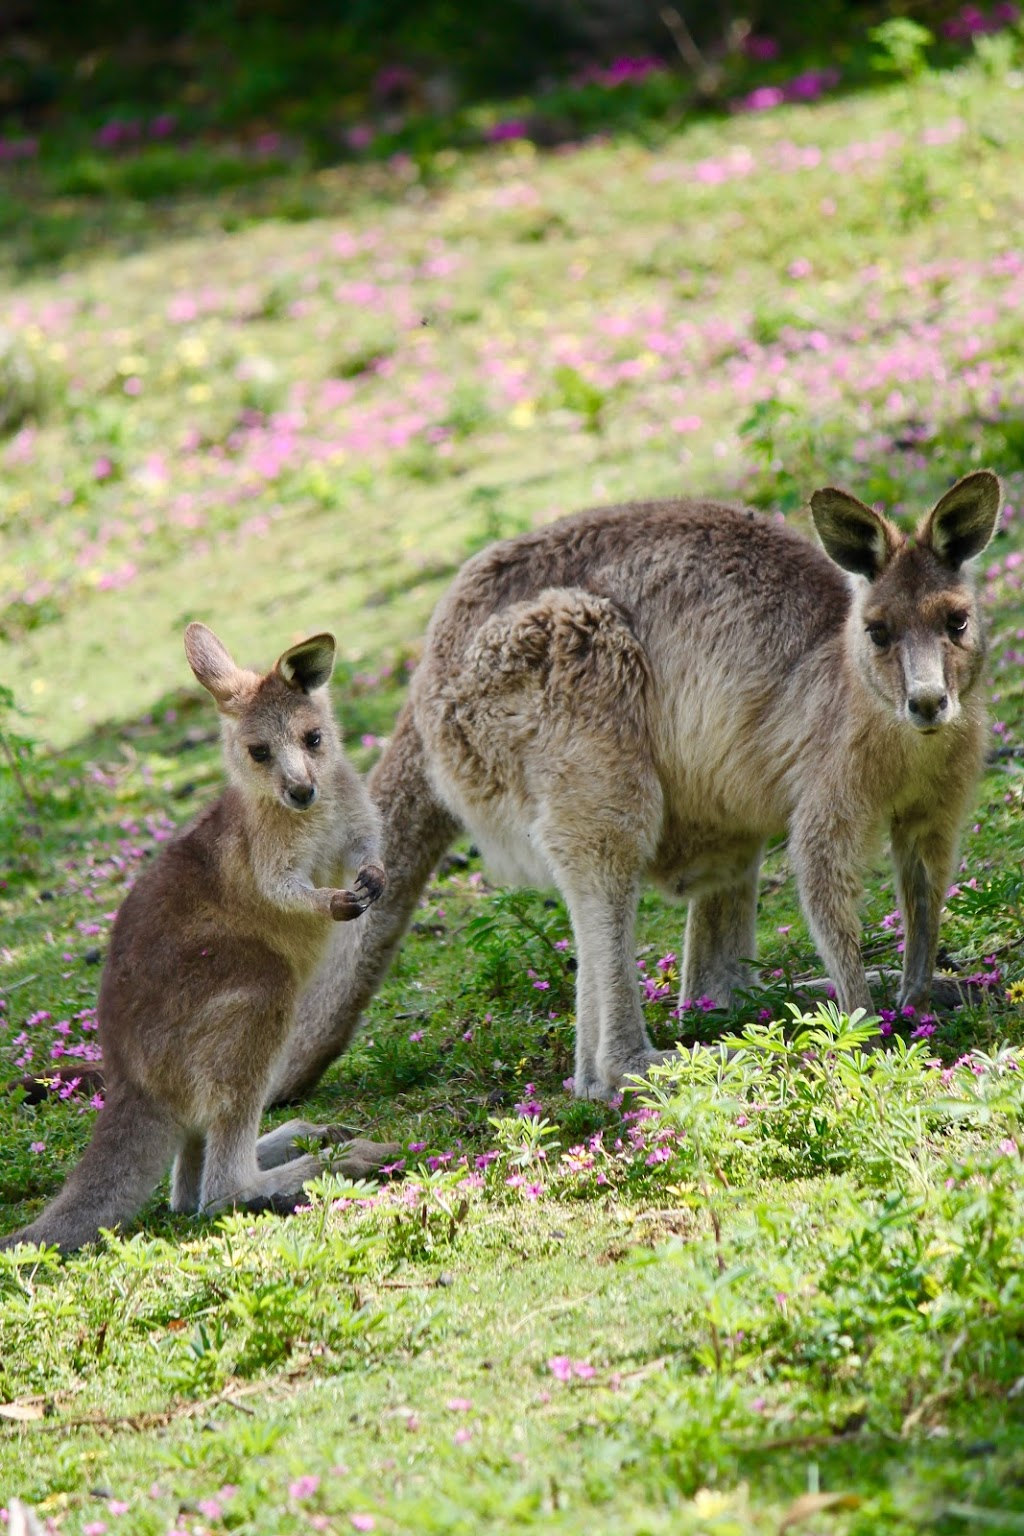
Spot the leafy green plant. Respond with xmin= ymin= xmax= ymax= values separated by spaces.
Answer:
xmin=0 ymin=329 xmax=64 ymax=436
xmin=551 ymin=364 xmax=607 ymax=432
xmin=870 ymin=18 xmax=938 ymax=228
xmin=464 ymin=887 xmax=575 ymax=1007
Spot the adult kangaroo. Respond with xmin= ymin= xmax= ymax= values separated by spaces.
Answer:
xmin=269 ymin=471 xmax=1002 ymax=1103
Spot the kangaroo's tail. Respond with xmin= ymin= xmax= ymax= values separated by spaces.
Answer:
xmin=268 ymin=701 xmax=460 ymax=1104
xmin=1 ymin=1085 xmax=179 ymax=1255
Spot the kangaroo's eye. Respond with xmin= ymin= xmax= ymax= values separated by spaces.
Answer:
xmin=947 ymin=612 xmax=969 ymax=640
xmin=248 ymin=744 xmax=271 ymax=763
xmin=304 ymin=729 xmax=322 ymax=750
xmin=866 ymin=622 xmax=891 ymax=649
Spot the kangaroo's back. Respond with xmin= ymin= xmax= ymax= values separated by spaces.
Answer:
xmin=422 ymin=497 xmax=848 ymax=660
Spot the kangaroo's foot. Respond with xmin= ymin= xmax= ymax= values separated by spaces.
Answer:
xmin=256 ymin=1118 xmax=360 ymax=1170
xmin=795 ymin=968 xmax=987 ymax=1013
xmin=613 ymin=1042 xmax=741 ymax=1094
xmin=572 ymin=1046 xmax=677 ymax=1101
xmin=203 ymin=1153 xmax=325 ymax=1216
xmin=325 ymin=1137 xmax=403 ymax=1180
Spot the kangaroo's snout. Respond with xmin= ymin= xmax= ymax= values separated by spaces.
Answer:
xmin=906 ymin=687 xmax=950 ymax=730
xmin=284 ymin=780 xmax=316 ymax=809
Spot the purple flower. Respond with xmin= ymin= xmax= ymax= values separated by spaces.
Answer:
xmin=486 ymin=119 xmax=529 ymax=142
xmin=744 ymin=34 xmax=780 ymax=60
xmin=739 ymin=85 xmax=785 ymax=112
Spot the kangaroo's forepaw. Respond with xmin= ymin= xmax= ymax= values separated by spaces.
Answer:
xmin=354 ymin=863 xmax=387 ymax=905
xmin=330 ymin=888 xmax=367 ymax=921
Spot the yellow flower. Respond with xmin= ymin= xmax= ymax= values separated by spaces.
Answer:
xmin=509 ymin=401 xmax=535 ymax=429
xmin=692 ymin=1488 xmax=734 ymax=1516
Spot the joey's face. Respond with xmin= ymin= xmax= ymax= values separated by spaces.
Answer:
xmin=855 ymin=548 xmax=984 ymax=734
xmin=226 ymin=680 xmax=335 ymax=811
xmin=184 ymin=624 xmax=340 ymax=810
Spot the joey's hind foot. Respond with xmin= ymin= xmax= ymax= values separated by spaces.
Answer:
xmin=256 ymin=1118 xmax=359 ymax=1170
xmin=240 ymin=1190 xmax=312 ymax=1217
xmin=326 ymin=1137 xmax=402 ymax=1180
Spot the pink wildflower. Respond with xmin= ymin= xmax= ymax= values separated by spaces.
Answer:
xmin=289 ymin=1475 xmax=321 ymax=1501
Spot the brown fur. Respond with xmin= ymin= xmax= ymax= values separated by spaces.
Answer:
xmin=2 ymin=625 xmax=397 ymax=1255
xmin=263 ymin=471 xmax=1002 ymax=1104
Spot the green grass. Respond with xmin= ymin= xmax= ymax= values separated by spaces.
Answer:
xmin=2 ymin=43 xmax=1024 ymax=1535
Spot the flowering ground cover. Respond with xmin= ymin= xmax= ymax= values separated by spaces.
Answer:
xmin=1 ymin=41 xmax=1024 ymax=1536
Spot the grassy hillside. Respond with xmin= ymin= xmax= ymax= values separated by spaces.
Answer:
xmin=1 ymin=43 xmax=1023 ymax=1536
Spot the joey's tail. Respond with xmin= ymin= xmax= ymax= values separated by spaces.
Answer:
xmin=268 ymin=702 xmax=461 ymax=1104
xmin=1 ymin=1085 xmax=179 ymax=1255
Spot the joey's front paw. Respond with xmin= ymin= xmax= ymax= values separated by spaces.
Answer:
xmin=330 ymin=889 xmax=366 ymax=921
xmin=354 ymin=863 xmax=386 ymax=906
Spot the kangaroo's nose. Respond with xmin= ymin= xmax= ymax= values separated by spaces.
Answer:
xmin=908 ymin=690 xmax=948 ymax=726
xmin=285 ymin=782 xmax=316 ymax=808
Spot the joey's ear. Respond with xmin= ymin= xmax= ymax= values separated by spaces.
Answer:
xmin=276 ymin=633 xmax=336 ymax=693
xmin=810 ymin=487 xmax=903 ymax=580
xmin=917 ymin=470 xmax=1002 ymax=568
xmin=184 ymin=623 xmax=249 ymax=710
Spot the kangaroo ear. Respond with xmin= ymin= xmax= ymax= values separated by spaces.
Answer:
xmin=810 ymin=488 xmax=903 ymax=580
xmin=276 ymin=633 xmax=336 ymax=693
xmin=184 ymin=623 xmax=249 ymax=710
xmin=917 ymin=470 xmax=1002 ymax=568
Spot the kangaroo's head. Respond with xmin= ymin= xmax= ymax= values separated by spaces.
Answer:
xmin=810 ymin=470 xmax=1002 ymax=734
xmin=184 ymin=623 xmax=340 ymax=811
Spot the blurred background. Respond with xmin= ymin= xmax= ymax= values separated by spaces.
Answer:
xmin=0 ymin=1 xmax=1017 ymax=203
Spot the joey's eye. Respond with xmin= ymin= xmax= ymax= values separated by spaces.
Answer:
xmin=866 ymin=622 xmax=891 ymax=649
xmin=304 ymin=729 xmax=322 ymax=750
xmin=248 ymin=744 xmax=271 ymax=763
xmin=947 ymin=612 xmax=969 ymax=640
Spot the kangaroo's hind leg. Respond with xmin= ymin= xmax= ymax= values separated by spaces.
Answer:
xmin=555 ymin=872 xmax=660 ymax=1098
xmin=170 ymin=1133 xmax=206 ymax=1213
xmin=421 ymin=585 xmax=665 ymax=1100
xmin=680 ymin=848 xmax=763 ymax=1014
xmin=200 ymin=1100 xmax=324 ymax=1215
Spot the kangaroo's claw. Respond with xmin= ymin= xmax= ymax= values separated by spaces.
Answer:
xmin=354 ymin=863 xmax=387 ymax=905
xmin=330 ymin=889 xmax=367 ymax=921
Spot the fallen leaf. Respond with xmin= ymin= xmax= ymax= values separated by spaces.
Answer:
xmin=779 ymin=1492 xmax=861 ymax=1533
xmin=0 ymin=1400 xmax=46 ymax=1422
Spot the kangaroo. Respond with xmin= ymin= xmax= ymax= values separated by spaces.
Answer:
xmin=257 ymin=470 xmax=1002 ymax=1106
xmin=2 ymin=624 xmax=396 ymax=1254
